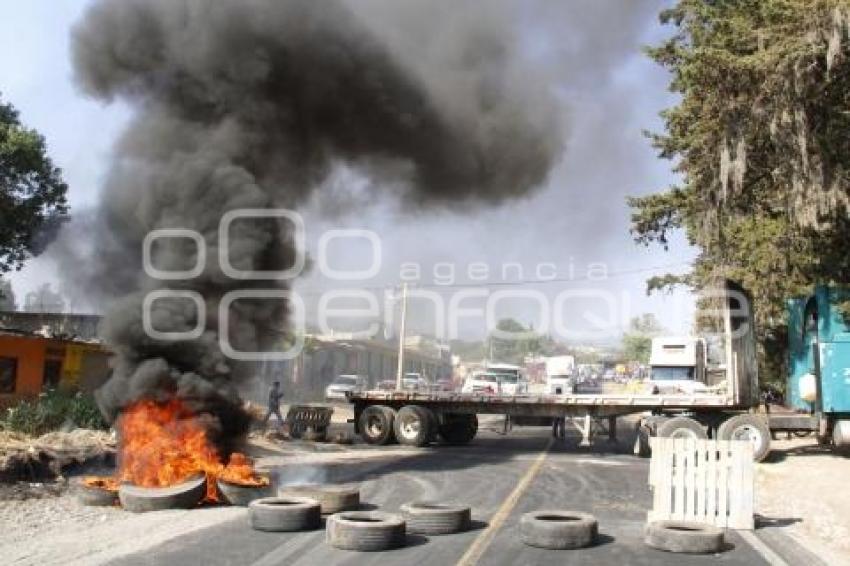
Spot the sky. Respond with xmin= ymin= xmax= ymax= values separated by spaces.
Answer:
xmin=0 ymin=0 xmax=697 ymax=342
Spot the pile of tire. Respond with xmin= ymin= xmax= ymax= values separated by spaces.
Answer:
xmin=644 ymin=520 xmax=725 ymax=554
xmin=326 ymin=511 xmax=406 ymax=551
xmin=519 ymin=510 xmax=598 ymax=550
xmin=279 ymin=483 xmax=360 ymax=514
xmin=400 ymin=501 xmax=471 ymax=535
xmin=248 ymin=496 xmax=321 ymax=532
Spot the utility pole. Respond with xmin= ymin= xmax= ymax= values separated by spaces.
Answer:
xmin=395 ymin=282 xmax=409 ymax=390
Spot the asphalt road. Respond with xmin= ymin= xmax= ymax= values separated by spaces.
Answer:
xmin=112 ymin=423 xmax=821 ymax=566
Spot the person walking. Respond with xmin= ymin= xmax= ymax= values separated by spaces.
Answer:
xmin=263 ymin=381 xmax=285 ymax=429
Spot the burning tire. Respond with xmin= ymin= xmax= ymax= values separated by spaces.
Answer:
xmin=519 ymin=510 xmax=598 ymax=549
xmin=400 ymin=501 xmax=471 ymax=535
xmin=394 ymin=406 xmax=435 ymax=447
xmin=326 ymin=511 xmax=406 ymax=551
xmin=216 ymin=478 xmax=273 ymax=506
xmin=438 ymin=413 xmax=478 ymax=445
xmin=279 ymin=483 xmax=360 ymax=514
xmin=358 ymin=405 xmax=396 ymax=445
xmin=717 ymin=414 xmax=771 ymax=461
xmin=249 ymin=496 xmax=321 ymax=532
xmin=118 ymin=474 xmax=207 ymax=513
xmin=74 ymin=477 xmax=119 ymax=507
xmin=644 ymin=520 xmax=725 ymax=554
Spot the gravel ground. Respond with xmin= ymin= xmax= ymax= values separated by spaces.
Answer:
xmin=756 ymin=435 xmax=850 ymax=564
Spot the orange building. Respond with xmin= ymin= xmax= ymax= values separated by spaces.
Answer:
xmin=0 ymin=330 xmax=111 ymax=406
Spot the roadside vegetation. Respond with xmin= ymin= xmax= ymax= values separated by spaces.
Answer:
xmin=631 ymin=0 xmax=850 ymax=387
xmin=1 ymin=389 xmax=108 ymax=436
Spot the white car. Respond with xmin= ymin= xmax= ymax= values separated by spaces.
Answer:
xmin=462 ymin=372 xmax=528 ymax=395
xmin=462 ymin=372 xmax=500 ymax=394
xmin=325 ymin=374 xmax=368 ymax=401
xmin=402 ymin=373 xmax=429 ymax=391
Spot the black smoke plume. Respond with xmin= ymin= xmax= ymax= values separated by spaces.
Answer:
xmin=70 ymin=0 xmax=563 ymax=437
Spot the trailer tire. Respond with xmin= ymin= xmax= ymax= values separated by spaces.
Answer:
xmin=358 ymin=405 xmax=396 ymax=445
xmin=644 ymin=520 xmax=724 ymax=554
xmin=326 ymin=511 xmax=406 ymax=551
xmin=394 ymin=406 xmax=435 ymax=447
xmin=717 ymin=414 xmax=771 ymax=461
xmin=657 ymin=417 xmax=707 ymax=440
xmin=438 ymin=414 xmax=478 ymax=445
xmin=249 ymin=496 xmax=321 ymax=532
xmin=400 ymin=501 xmax=471 ymax=535
xmin=519 ymin=510 xmax=598 ymax=549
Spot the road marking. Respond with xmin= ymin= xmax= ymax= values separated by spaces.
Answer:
xmin=573 ymin=458 xmax=626 ymax=466
xmin=456 ymin=437 xmax=553 ymax=566
xmin=739 ymin=530 xmax=790 ymax=566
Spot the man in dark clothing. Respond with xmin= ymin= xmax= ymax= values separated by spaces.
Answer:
xmin=263 ymin=381 xmax=285 ymax=429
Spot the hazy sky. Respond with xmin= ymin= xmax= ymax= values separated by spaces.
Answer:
xmin=0 ymin=0 xmax=697 ymax=341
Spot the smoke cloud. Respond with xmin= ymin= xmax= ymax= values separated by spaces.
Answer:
xmin=70 ymin=0 xmax=563 ymax=432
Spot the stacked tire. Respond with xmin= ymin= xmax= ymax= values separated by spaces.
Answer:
xmin=400 ymin=501 xmax=471 ymax=535
xmin=326 ymin=511 xmax=406 ymax=551
xmin=519 ymin=510 xmax=598 ymax=550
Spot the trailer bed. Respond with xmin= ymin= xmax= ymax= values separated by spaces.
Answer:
xmin=349 ymin=390 xmax=738 ymax=418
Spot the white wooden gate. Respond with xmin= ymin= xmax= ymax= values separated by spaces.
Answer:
xmin=648 ymin=437 xmax=754 ymax=530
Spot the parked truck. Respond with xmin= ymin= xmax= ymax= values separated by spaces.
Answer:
xmin=347 ymin=281 xmax=850 ymax=461
xmin=545 ymin=355 xmax=576 ymax=394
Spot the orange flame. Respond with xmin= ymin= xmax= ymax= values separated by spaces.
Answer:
xmin=117 ymin=399 xmax=268 ymax=502
xmin=82 ymin=476 xmax=120 ymax=492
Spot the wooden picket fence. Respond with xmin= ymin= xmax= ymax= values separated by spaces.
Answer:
xmin=648 ymin=437 xmax=754 ymax=530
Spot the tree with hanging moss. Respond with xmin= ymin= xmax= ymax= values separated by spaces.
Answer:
xmin=0 ymin=94 xmax=69 ymax=275
xmin=631 ymin=0 xmax=850 ymax=387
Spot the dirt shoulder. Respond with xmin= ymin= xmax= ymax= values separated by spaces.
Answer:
xmin=756 ymin=436 xmax=850 ymax=564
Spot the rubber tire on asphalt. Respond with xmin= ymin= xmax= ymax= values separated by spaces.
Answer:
xmin=644 ymin=520 xmax=725 ymax=554
xmin=279 ymin=483 xmax=360 ymax=514
xmin=249 ymin=497 xmax=321 ymax=532
xmin=438 ymin=413 xmax=478 ymax=445
xmin=400 ymin=501 xmax=471 ymax=535
xmin=394 ymin=405 xmax=435 ymax=447
xmin=717 ymin=414 xmax=771 ymax=461
xmin=216 ymin=478 xmax=273 ymax=506
xmin=74 ymin=480 xmax=118 ymax=507
xmin=519 ymin=510 xmax=598 ymax=549
xmin=118 ymin=474 xmax=207 ymax=513
xmin=657 ymin=416 xmax=708 ymax=440
xmin=358 ymin=405 xmax=397 ymax=445
xmin=326 ymin=511 xmax=406 ymax=551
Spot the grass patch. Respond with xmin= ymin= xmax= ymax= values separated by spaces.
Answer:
xmin=1 ymin=389 xmax=108 ymax=435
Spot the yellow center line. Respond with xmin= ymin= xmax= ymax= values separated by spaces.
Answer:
xmin=456 ymin=437 xmax=554 ymax=566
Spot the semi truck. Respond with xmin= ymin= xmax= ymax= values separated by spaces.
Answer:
xmin=347 ymin=281 xmax=850 ymax=461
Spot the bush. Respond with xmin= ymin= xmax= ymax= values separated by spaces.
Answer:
xmin=1 ymin=389 xmax=108 ymax=436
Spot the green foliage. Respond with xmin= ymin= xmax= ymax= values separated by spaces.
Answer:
xmin=622 ymin=314 xmax=664 ymax=363
xmin=632 ymin=0 xmax=850 ymax=386
xmin=0 ymin=94 xmax=69 ymax=275
xmin=1 ymin=389 xmax=107 ymax=436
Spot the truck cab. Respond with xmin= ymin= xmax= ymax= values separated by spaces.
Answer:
xmin=647 ymin=336 xmax=707 ymax=394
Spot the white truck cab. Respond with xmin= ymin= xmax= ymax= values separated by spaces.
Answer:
xmin=647 ymin=336 xmax=708 ymax=394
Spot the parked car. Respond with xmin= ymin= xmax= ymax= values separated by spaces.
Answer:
xmin=376 ymin=379 xmax=397 ymax=391
xmin=325 ymin=374 xmax=368 ymax=401
xmin=461 ymin=372 xmax=501 ymax=394
xmin=402 ymin=372 xmax=429 ymax=391
xmin=434 ymin=378 xmax=455 ymax=392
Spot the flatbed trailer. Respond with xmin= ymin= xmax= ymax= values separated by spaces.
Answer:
xmin=348 ymin=389 xmax=818 ymax=461
xmin=347 ymin=282 xmax=825 ymax=461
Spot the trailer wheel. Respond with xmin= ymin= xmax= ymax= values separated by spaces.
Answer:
xmin=438 ymin=414 xmax=478 ymax=445
xmin=717 ymin=414 xmax=771 ymax=461
xmin=657 ymin=417 xmax=707 ymax=440
xmin=358 ymin=405 xmax=397 ymax=445
xmin=394 ymin=406 xmax=435 ymax=447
